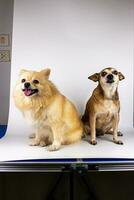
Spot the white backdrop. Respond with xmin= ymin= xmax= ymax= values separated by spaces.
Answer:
xmin=0 ymin=0 xmax=133 ymax=161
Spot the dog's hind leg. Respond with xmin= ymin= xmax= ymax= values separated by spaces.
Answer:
xmin=117 ymin=131 xmax=123 ymax=136
xmin=105 ymin=128 xmax=123 ymax=136
xmin=29 ymin=133 xmax=35 ymax=139
xmin=29 ymin=133 xmax=41 ymax=146
xmin=63 ymin=126 xmax=83 ymax=145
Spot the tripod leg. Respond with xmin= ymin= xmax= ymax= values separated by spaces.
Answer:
xmin=78 ymin=172 xmax=97 ymax=200
xmin=47 ymin=172 xmax=64 ymax=200
xmin=69 ymin=171 xmax=74 ymax=200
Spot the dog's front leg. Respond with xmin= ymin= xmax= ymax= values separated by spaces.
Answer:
xmin=113 ymin=114 xmax=123 ymax=145
xmin=89 ymin=114 xmax=97 ymax=145
xmin=48 ymin=124 xmax=62 ymax=151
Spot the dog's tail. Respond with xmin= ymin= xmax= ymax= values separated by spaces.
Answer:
xmin=81 ymin=109 xmax=89 ymax=123
xmin=81 ymin=109 xmax=90 ymax=136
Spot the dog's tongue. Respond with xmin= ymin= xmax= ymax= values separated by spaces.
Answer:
xmin=24 ymin=89 xmax=32 ymax=96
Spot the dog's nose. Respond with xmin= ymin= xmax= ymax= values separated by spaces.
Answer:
xmin=24 ymin=82 xmax=31 ymax=88
xmin=107 ymin=74 xmax=113 ymax=80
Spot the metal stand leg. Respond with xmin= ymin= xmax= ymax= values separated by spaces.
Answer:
xmin=47 ymin=172 xmax=64 ymax=200
xmin=78 ymin=172 xmax=97 ymax=200
xmin=46 ymin=169 xmax=97 ymax=200
xmin=69 ymin=171 xmax=74 ymax=200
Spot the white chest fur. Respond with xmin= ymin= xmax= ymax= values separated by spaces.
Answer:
xmin=97 ymin=99 xmax=118 ymax=117
xmin=102 ymin=83 xmax=118 ymax=99
xmin=23 ymin=110 xmax=35 ymax=125
xmin=23 ymin=109 xmax=49 ymax=127
xmin=96 ymin=99 xmax=119 ymax=130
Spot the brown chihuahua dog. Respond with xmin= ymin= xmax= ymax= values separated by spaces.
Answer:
xmin=82 ymin=67 xmax=125 ymax=145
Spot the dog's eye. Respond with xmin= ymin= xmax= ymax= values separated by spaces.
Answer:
xmin=21 ymin=79 xmax=26 ymax=83
xmin=101 ymin=71 xmax=107 ymax=77
xmin=112 ymin=70 xmax=118 ymax=75
xmin=33 ymin=80 xmax=39 ymax=84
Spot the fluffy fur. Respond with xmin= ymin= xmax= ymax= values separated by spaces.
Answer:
xmin=82 ymin=67 xmax=125 ymax=145
xmin=13 ymin=68 xmax=83 ymax=151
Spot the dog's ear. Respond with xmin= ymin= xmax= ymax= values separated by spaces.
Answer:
xmin=88 ymin=73 xmax=100 ymax=82
xmin=40 ymin=68 xmax=51 ymax=79
xmin=118 ymin=72 xmax=125 ymax=81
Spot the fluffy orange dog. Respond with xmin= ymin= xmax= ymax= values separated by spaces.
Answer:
xmin=13 ymin=68 xmax=83 ymax=151
xmin=82 ymin=67 xmax=125 ymax=145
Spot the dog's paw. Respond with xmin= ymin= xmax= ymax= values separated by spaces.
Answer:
xmin=113 ymin=139 xmax=123 ymax=145
xmin=39 ymin=141 xmax=47 ymax=147
xmin=29 ymin=140 xmax=40 ymax=146
xmin=48 ymin=144 xmax=61 ymax=151
xmin=90 ymin=140 xmax=97 ymax=145
xmin=29 ymin=133 xmax=35 ymax=139
xmin=117 ymin=131 xmax=123 ymax=137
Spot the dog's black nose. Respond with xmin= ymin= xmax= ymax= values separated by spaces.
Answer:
xmin=107 ymin=74 xmax=113 ymax=80
xmin=24 ymin=82 xmax=30 ymax=88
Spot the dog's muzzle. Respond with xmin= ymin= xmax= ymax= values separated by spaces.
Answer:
xmin=106 ymin=74 xmax=114 ymax=83
xmin=22 ymin=82 xmax=38 ymax=96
